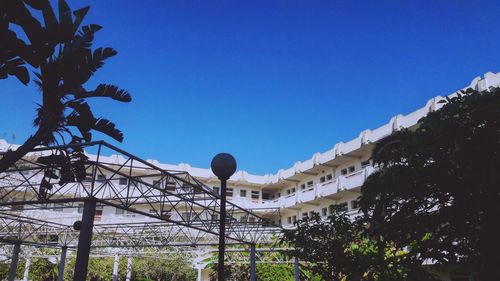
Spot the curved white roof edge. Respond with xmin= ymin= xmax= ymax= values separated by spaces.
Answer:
xmin=1 ymin=72 xmax=499 ymax=186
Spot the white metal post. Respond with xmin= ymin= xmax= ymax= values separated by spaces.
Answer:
xmin=23 ymin=257 xmax=30 ymax=281
xmin=112 ymin=254 xmax=119 ymax=281
xmin=126 ymin=257 xmax=132 ymax=281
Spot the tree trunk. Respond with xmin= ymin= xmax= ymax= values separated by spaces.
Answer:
xmin=0 ymin=131 xmax=44 ymax=173
xmin=0 ymin=108 xmax=60 ymax=173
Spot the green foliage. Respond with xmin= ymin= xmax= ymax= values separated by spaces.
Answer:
xmin=28 ymin=258 xmax=58 ymax=281
xmin=283 ymin=208 xmax=436 ymax=281
xmin=132 ymin=255 xmax=197 ymax=281
xmin=0 ymin=258 xmax=58 ymax=281
xmin=0 ymin=0 xmax=131 ymax=173
xmin=359 ymin=88 xmax=500 ymax=280
xmin=284 ymin=88 xmax=500 ymax=280
xmin=64 ymin=256 xmax=127 ymax=281
xmin=61 ymin=254 xmax=195 ymax=281
xmin=0 ymin=262 xmax=10 ymax=280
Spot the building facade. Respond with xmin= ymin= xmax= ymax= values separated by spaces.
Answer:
xmin=1 ymin=72 xmax=499 ymax=280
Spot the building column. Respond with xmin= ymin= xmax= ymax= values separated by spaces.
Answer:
xmin=249 ymin=244 xmax=256 ymax=281
xmin=57 ymin=246 xmax=68 ymax=281
xmin=8 ymin=243 xmax=21 ymax=281
xmin=294 ymin=256 xmax=300 ymax=281
xmin=112 ymin=254 xmax=119 ymax=281
xmin=126 ymin=257 xmax=132 ymax=281
xmin=23 ymin=257 xmax=30 ymax=281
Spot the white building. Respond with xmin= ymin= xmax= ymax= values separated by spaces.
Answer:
xmin=1 ymin=72 xmax=499 ymax=281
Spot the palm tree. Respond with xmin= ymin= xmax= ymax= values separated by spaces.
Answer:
xmin=0 ymin=0 xmax=131 ymax=173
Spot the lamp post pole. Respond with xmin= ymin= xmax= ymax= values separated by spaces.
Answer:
xmin=211 ymin=153 xmax=237 ymax=281
xmin=73 ymin=197 xmax=97 ymax=281
xmin=218 ymin=176 xmax=227 ymax=280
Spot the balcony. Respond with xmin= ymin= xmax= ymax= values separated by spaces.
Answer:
xmin=317 ymin=179 xmax=338 ymax=197
xmin=339 ymin=166 xmax=374 ymax=191
xmin=261 ymin=166 xmax=376 ymax=209
xmin=297 ymin=188 xmax=315 ymax=203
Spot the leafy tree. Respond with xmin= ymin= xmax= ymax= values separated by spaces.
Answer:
xmin=64 ymin=256 xmax=127 ymax=281
xmin=27 ymin=258 xmax=58 ymax=281
xmin=0 ymin=0 xmax=131 ymax=173
xmin=359 ymin=88 xmax=500 ymax=280
xmin=282 ymin=208 xmax=436 ymax=281
xmin=283 ymin=208 xmax=366 ymax=281
xmin=63 ymin=254 xmax=196 ymax=281
xmin=132 ymin=255 xmax=196 ymax=281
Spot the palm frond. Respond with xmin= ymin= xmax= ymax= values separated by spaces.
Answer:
xmin=66 ymin=112 xmax=92 ymax=141
xmin=67 ymin=100 xmax=95 ymax=121
xmin=72 ymin=6 xmax=90 ymax=33
xmin=93 ymin=118 xmax=124 ymax=142
xmin=58 ymin=0 xmax=73 ymax=42
xmin=75 ymin=84 xmax=131 ymax=102
xmin=85 ymin=47 xmax=117 ymax=74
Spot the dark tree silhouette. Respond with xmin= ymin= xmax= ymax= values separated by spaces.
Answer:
xmin=0 ymin=0 xmax=131 ymax=173
xmin=359 ymin=88 xmax=500 ymax=280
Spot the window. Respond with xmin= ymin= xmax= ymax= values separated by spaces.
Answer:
xmin=340 ymin=169 xmax=347 ymax=175
xmin=309 ymin=211 xmax=316 ymax=217
xmin=348 ymin=166 xmax=355 ymax=173
xmin=291 ymin=187 xmax=296 ymax=193
xmin=226 ymin=188 xmax=233 ymax=197
xmin=351 ymin=200 xmax=360 ymax=209
xmin=125 ymin=208 xmax=136 ymax=217
xmin=153 ymin=180 xmax=161 ymax=188
xmin=240 ymin=189 xmax=247 ymax=197
xmin=77 ymin=203 xmax=84 ymax=214
xmin=286 ymin=189 xmax=291 ymax=195
xmin=161 ymin=211 xmax=171 ymax=220
xmin=320 ymin=176 xmax=326 ymax=183
xmin=52 ymin=203 xmax=64 ymax=212
xmin=181 ymin=183 xmax=190 ymax=191
xmin=119 ymin=177 xmax=128 ymax=185
xmin=287 ymin=217 xmax=292 ymax=224
xmin=338 ymin=202 xmax=348 ymax=211
xmin=96 ymin=174 xmax=106 ymax=182
xmin=11 ymin=204 xmax=24 ymax=211
xmin=115 ymin=208 xmax=124 ymax=215
xmin=166 ymin=181 xmax=176 ymax=191
xmin=292 ymin=215 xmax=297 ymax=223
xmin=95 ymin=204 xmax=104 ymax=218
xmin=329 ymin=204 xmax=335 ymax=215
xmin=149 ymin=209 xmax=157 ymax=214
xmin=262 ymin=193 xmax=270 ymax=200
xmin=240 ymin=216 xmax=248 ymax=222
xmin=322 ymin=207 xmax=328 ymax=217
xmin=181 ymin=212 xmax=190 ymax=221
xmin=248 ymin=217 xmax=256 ymax=223
xmin=361 ymin=160 xmax=370 ymax=168
xmin=302 ymin=212 xmax=308 ymax=219
xmin=326 ymin=174 xmax=333 ymax=181
xmin=251 ymin=191 xmax=259 ymax=200
xmin=300 ymin=184 xmax=306 ymax=190
xmin=212 ymin=186 xmax=220 ymax=195
xmin=307 ymin=181 xmax=313 ymax=188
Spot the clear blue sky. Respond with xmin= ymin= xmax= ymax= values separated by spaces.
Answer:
xmin=1 ymin=0 xmax=500 ymax=174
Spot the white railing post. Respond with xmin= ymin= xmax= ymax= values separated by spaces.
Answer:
xmin=23 ymin=257 xmax=30 ymax=281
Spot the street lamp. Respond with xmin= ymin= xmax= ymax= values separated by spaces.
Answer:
xmin=211 ymin=153 xmax=237 ymax=281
